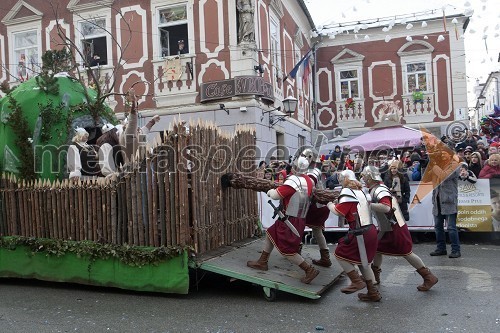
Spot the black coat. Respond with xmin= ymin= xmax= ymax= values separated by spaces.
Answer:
xmin=468 ymin=162 xmax=482 ymax=178
xmin=384 ymin=172 xmax=411 ymax=221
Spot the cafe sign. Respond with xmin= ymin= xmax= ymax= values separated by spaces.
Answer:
xmin=200 ymin=76 xmax=274 ymax=103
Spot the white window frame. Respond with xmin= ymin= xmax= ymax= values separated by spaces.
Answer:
xmin=298 ymin=134 xmax=305 ymax=148
xmin=79 ymin=18 xmax=108 ymax=66
xmin=7 ymin=22 xmax=42 ymax=82
xmin=269 ymin=13 xmax=282 ymax=80
xmin=12 ymin=29 xmax=39 ymax=78
xmin=339 ymin=69 xmax=360 ymax=100
xmin=334 ymin=62 xmax=364 ymax=101
xmin=73 ymin=9 xmax=112 ymax=69
xmin=152 ymin=1 xmax=193 ymax=59
xmin=400 ymin=54 xmax=432 ymax=94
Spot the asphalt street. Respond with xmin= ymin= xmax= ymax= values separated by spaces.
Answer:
xmin=1 ymin=242 xmax=499 ymax=333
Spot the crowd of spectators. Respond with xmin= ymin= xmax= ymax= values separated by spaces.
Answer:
xmin=257 ymin=129 xmax=499 ymax=186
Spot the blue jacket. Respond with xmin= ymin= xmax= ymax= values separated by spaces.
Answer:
xmin=411 ymin=163 xmax=422 ymax=181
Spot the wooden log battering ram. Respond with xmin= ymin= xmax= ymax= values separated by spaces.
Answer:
xmin=221 ymin=172 xmax=339 ymax=205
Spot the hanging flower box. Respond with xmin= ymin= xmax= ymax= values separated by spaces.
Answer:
xmin=412 ymin=90 xmax=424 ymax=104
xmin=345 ymin=98 xmax=355 ymax=110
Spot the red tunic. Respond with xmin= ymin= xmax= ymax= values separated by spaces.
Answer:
xmin=333 ymin=201 xmax=378 ymax=265
xmin=304 ymin=170 xmax=330 ymax=228
xmin=305 ymin=203 xmax=330 ymax=228
xmin=375 ymin=194 xmax=413 ymax=256
xmin=266 ymin=175 xmax=313 ymax=255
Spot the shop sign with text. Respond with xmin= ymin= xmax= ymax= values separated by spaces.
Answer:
xmin=200 ymin=76 xmax=274 ymax=103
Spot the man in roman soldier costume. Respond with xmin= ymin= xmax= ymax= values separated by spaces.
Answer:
xmin=361 ymin=165 xmax=438 ymax=291
xmin=246 ymin=148 xmax=320 ymax=284
xmin=305 ymin=155 xmax=332 ymax=268
xmin=327 ymin=170 xmax=381 ymax=302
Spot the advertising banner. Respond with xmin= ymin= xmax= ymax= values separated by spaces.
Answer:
xmin=457 ymin=179 xmax=492 ymax=231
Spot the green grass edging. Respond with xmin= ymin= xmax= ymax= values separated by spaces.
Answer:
xmin=0 ymin=237 xmax=189 ymax=294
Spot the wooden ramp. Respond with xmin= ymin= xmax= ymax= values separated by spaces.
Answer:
xmin=191 ymin=239 xmax=342 ymax=300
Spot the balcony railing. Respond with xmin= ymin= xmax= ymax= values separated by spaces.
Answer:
xmin=152 ymin=55 xmax=197 ymax=107
xmin=402 ymin=92 xmax=435 ymax=123
xmin=335 ymin=98 xmax=366 ymax=128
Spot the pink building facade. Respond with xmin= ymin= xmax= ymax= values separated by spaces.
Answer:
xmin=314 ymin=12 xmax=470 ymax=139
xmin=0 ymin=1 xmax=471 ymax=157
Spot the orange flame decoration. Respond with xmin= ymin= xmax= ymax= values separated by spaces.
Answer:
xmin=410 ymin=127 xmax=463 ymax=209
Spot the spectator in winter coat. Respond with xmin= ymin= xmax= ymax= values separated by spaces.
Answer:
xmin=476 ymin=140 xmax=488 ymax=160
xmin=401 ymin=151 xmax=412 ymax=168
xmin=331 ymin=146 xmax=342 ymax=161
xmin=479 ymin=153 xmax=500 ymax=179
xmin=467 ymin=152 xmax=483 ymax=178
xmin=384 ymin=160 xmax=411 ymax=221
xmin=408 ymin=160 xmax=422 ymax=181
xmin=455 ymin=131 xmax=478 ymax=151
xmin=458 ymin=163 xmax=477 ymax=183
xmin=487 ymin=146 xmax=498 ymax=158
xmin=408 ymin=153 xmax=422 ymax=180
xmin=463 ymin=147 xmax=473 ymax=164
xmin=353 ymin=157 xmax=364 ymax=180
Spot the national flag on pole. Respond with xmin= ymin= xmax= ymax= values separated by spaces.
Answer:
xmin=302 ymin=53 xmax=311 ymax=87
xmin=286 ymin=49 xmax=312 ymax=80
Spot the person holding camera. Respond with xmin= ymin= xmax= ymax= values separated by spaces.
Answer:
xmin=458 ymin=162 xmax=478 ymax=183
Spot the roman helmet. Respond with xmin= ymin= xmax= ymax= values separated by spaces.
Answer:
xmin=292 ymin=147 xmax=316 ymax=173
xmin=338 ymin=169 xmax=357 ymax=184
xmin=361 ymin=165 xmax=382 ymax=183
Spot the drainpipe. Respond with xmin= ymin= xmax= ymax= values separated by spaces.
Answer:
xmin=313 ymin=41 xmax=318 ymax=131
xmin=493 ymin=76 xmax=499 ymax=106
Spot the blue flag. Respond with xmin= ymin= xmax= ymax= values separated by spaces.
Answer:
xmin=287 ymin=50 xmax=312 ymax=80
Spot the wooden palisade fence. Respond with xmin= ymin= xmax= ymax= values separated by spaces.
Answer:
xmin=0 ymin=121 xmax=259 ymax=256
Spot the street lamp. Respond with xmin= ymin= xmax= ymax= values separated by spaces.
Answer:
xmin=261 ymin=96 xmax=298 ymax=127
xmin=477 ymin=95 xmax=486 ymax=108
xmin=468 ymin=95 xmax=486 ymax=131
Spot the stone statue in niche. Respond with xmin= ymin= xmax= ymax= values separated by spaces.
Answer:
xmin=379 ymin=101 xmax=402 ymax=123
xmin=237 ymin=0 xmax=255 ymax=43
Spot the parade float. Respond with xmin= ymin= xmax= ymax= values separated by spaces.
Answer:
xmin=0 ymin=111 xmax=261 ymax=294
xmin=0 ymin=50 xmax=263 ymax=295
